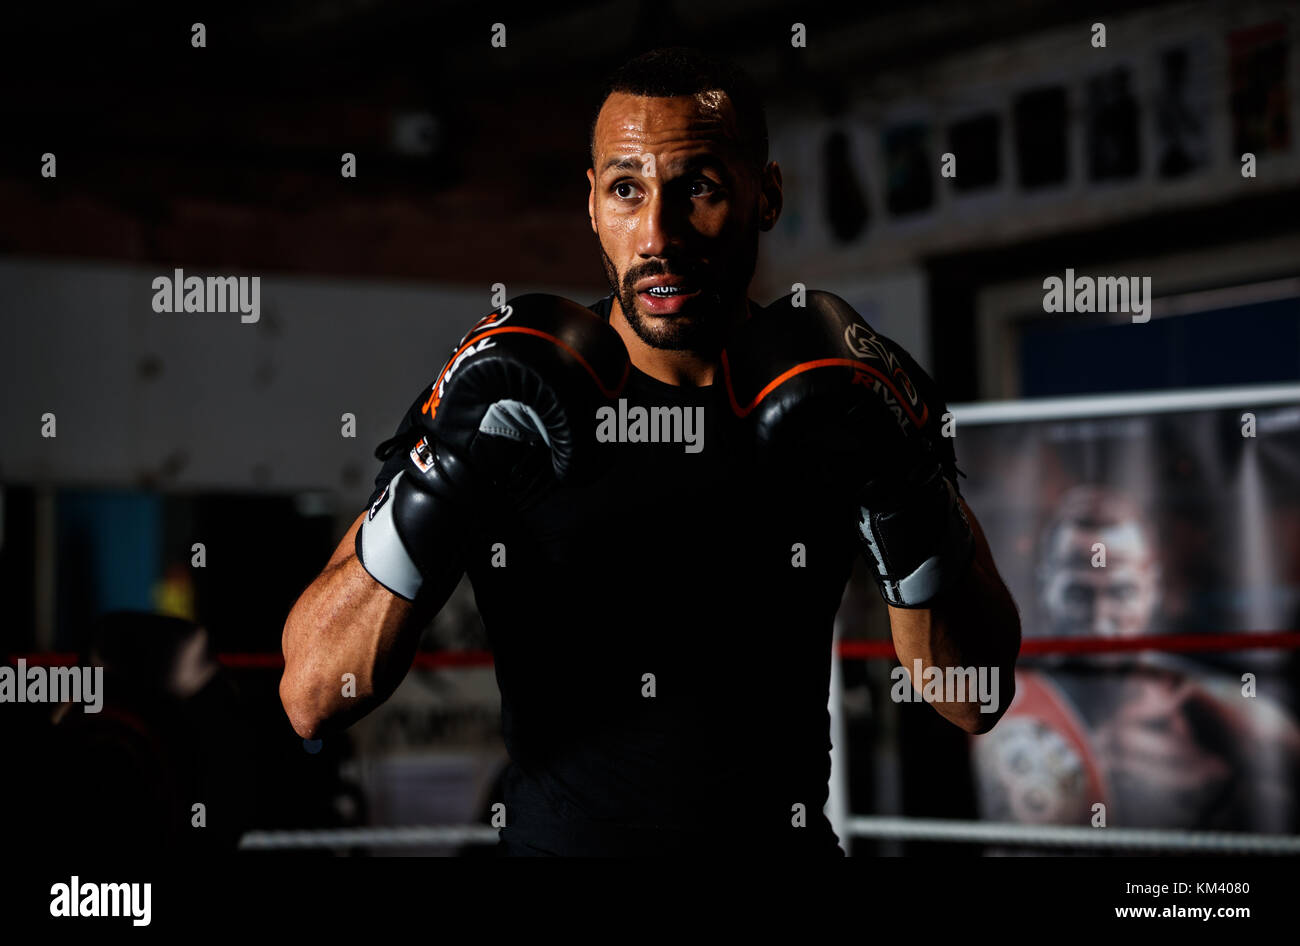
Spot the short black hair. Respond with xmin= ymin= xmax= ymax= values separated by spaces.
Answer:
xmin=588 ymin=46 xmax=769 ymax=172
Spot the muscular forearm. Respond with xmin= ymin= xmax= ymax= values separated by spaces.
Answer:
xmin=279 ymin=516 xmax=428 ymax=738
xmin=888 ymin=503 xmax=1021 ymax=734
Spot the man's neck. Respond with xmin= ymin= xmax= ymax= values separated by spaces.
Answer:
xmin=609 ymin=295 xmax=753 ymax=387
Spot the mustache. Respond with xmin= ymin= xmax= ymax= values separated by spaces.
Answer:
xmin=623 ymin=265 xmax=709 ymax=289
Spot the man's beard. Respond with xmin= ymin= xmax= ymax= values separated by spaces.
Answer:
xmin=597 ymin=227 xmax=758 ymax=354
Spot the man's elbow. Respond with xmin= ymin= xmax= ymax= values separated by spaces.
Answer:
xmin=947 ymin=703 xmax=1007 ymax=735
xmin=279 ymin=647 xmax=343 ymax=743
xmin=280 ymin=665 xmax=328 ymax=740
xmin=960 ymin=670 xmax=1016 ymax=735
xmin=961 ymin=707 xmax=1005 ymax=735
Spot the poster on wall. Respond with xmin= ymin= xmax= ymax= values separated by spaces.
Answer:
xmin=1229 ymin=22 xmax=1291 ymax=157
xmin=953 ymin=400 xmax=1300 ymax=833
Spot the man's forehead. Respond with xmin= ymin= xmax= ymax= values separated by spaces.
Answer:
xmin=1054 ymin=520 xmax=1148 ymax=553
xmin=1044 ymin=523 xmax=1154 ymax=579
xmin=595 ymin=91 xmax=742 ymax=155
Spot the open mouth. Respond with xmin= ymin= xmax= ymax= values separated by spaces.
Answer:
xmin=636 ymin=282 xmax=703 ymax=313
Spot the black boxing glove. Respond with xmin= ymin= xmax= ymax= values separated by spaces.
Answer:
xmin=720 ymin=290 xmax=973 ymax=608
xmin=356 ymin=294 xmax=631 ymax=601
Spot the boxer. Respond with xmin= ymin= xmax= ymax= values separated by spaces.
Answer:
xmin=282 ymin=46 xmax=1021 ymax=856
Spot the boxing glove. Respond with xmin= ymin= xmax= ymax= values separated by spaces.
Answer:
xmin=356 ymin=293 xmax=631 ymax=601
xmin=720 ymin=290 xmax=973 ymax=608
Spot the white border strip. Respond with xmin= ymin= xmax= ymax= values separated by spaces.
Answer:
xmin=950 ymin=383 xmax=1300 ymax=426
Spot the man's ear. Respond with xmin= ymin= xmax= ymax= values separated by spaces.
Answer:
xmin=586 ymin=168 xmax=598 ymax=234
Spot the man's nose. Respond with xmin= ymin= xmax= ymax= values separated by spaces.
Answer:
xmin=1091 ymin=595 xmax=1122 ymax=636
xmin=636 ymin=190 xmax=686 ymax=258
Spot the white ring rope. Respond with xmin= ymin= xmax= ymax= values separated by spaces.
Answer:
xmin=845 ymin=816 xmax=1300 ymax=853
xmin=238 ymin=825 xmax=500 ymax=850
xmin=237 ymin=819 xmax=1299 ymax=854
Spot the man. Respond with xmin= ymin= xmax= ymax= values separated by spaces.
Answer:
xmin=281 ymin=47 xmax=1021 ymax=856
xmin=973 ymin=485 xmax=1300 ymax=833
xmin=972 ymin=487 xmax=1165 ymax=828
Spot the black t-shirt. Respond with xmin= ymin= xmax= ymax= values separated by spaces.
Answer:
xmin=365 ymin=294 xmax=857 ymax=855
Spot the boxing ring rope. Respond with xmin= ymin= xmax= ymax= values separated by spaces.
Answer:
xmin=841 ymin=818 xmax=1300 ymax=853
xmin=19 ymin=631 xmax=1296 ymax=853
xmin=19 ymin=633 xmax=1297 ymax=852
xmin=946 ymin=382 xmax=1300 ymax=425
xmin=233 ymin=819 xmax=1300 ymax=854
xmin=226 ymin=621 xmax=1300 ymax=854
xmin=27 ymin=383 xmax=1300 ymax=853
xmin=12 ymin=630 xmax=1299 ymax=670
xmin=224 ymin=628 xmax=1300 ymax=855
xmin=16 ymin=631 xmax=1289 ymax=854
xmin=239 ymin=825 xmax=500 ymax=850
xmin=15 ymin=623 xmax=1294 ymax=852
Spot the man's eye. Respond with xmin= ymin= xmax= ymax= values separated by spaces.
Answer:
xmin=1063 ymin=585 xmax=1092 ymax=605
xmin=691 ymin=179 xmax=717 ymax=197
xmin=613 ymin=182 xmax=638 ymax=199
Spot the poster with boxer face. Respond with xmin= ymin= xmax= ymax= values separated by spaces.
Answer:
xmin=954 ymin=402 xmax=1300 ymax=833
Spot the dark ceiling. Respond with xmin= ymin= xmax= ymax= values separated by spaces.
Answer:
xmin=0 ymin=0 xmax=1172 ymax=284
